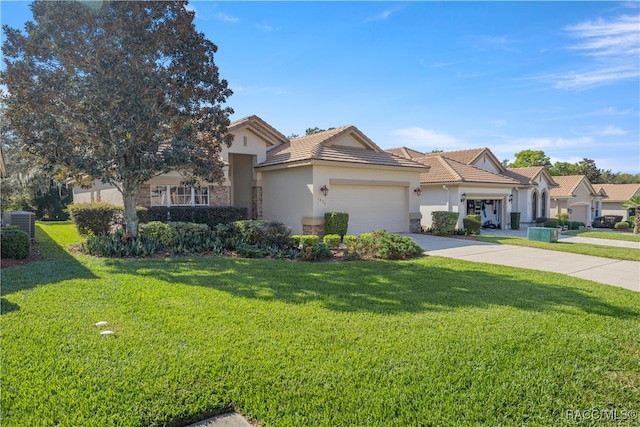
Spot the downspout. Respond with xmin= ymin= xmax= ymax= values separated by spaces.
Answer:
xmin=443 ymin=185 xmax=450 ymax=211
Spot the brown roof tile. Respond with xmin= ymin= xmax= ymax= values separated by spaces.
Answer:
xmin=258 ymin=126 xmax=427 ymax=170
xmin=592 ymin=183 xmax=640 ymax=202
xmin=416 ymin=156 xmax=520 ymax=185
xmin=385 ymin=147 xmax=425 ymax=159
xmin=549 ymin=175 xmax=598 ymax=198
xmin=504 ymin=166 xmax=559 ymax=187
xmin=228 ymin=115 xmax=289 ymax=146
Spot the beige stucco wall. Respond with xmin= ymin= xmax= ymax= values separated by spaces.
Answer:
xmin=261 ymin=166 xmax=314 ymax=234
xmin=261 ymin=163 xmax=422 ymax=235
xmin=568 ymin=182 xmax=593 ymax=224
xmin=471 ymin=154 xmax=501 ymax=174
xmin=601 ymin=202 xmax=627 ymax=217
xmin=419 ymin=185 xmax=458 ymax=229
xmin=72 ymin=181 xmax=124 ymax=205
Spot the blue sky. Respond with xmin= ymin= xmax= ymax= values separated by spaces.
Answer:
xmin=2 ymin=1 xmax=639 ymax=173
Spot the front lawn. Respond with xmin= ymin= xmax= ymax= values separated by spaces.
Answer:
xmin=2 ymin=223 xmax=639 ymax=426
xmin=563 ymin=230 xmax=640 ymax=242
xmin=476 ymin=235 xmax=640 ymax=261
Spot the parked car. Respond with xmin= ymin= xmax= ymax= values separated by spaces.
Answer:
xmin=592 ymin=215 xmax=622 ymax=228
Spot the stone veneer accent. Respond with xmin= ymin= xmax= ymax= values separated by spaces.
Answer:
xmin=209 ymin=185 xmax=230 ymax=206
xmin=252 ymin=186 xmax=263 ymax=220
xmin=135 ymin=184 xmax=230 ymax=207
xmin=302 ymin=217 xmax=325 ymax=238
xmin=409 ymin=212 xmax=422 ymax=233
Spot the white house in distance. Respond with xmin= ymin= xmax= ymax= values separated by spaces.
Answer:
xmin=74 ymin=115 xmax=427 ymax=236
xmin=387 ymin=147 xmax=558 ymax=230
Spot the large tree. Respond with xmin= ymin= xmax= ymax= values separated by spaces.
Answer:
xmin=1 ymin=1 xmax=233 ymax=235
xmin=509 ymin=150 xmax=552 ymax=168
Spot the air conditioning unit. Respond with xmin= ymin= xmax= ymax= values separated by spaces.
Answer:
xmin=2 ymin=211 xmax=36 ymax=239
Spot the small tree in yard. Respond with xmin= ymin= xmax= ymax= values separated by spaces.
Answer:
xmin=622 ymin=195 xmax=640 ymax=234
xmin=1 ymin=1 xmax=233 ymax=235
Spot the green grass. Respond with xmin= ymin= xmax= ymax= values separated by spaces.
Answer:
xmin=2 ymin=223 xmax=639 ymax=426
xmin=476 ymin=235 xmax=640 ymax=261
xmin=563 ymin=230 xmax=640 ymax=242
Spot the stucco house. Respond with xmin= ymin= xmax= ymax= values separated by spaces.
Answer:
xmin=74 ymin=115 xmax=427 ymax=236
xmin=549 ymin=175 xmax=607 ymax=225
xmin=591 ymin=183 xmax=640 ymax=219
xmin=387 ymin=147 xmax=558 ymax=230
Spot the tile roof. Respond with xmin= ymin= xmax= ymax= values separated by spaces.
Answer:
xmin=592 ymin=183 xmax=640 ymax=202
xmin=420 ymin=147 xmax=488 ymax=165
xmin=504 ymin=166 xmax=559 ymax=187
xmin=415 ymin=155 xmax=520 ymax=185
xmin=385 ymin=147 xmax=425 ymax=159
xmin=549 ymin=175 xmax=597 ymax=198
xmin=258 ymin=126 xmax=427 ymax=169
xmin=228 ymin=115 xmax=289 ymax=146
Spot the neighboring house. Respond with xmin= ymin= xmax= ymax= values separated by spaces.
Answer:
xmin=592 ymin=183 xmax=640 ymax=219
xmin=387 ymin=147 xmax=557 ymax=230
xmin=503 ymin=166 xmax=559 ymax=223
xmin=74 ymin=115 xmax=427 ymax=235
xmin=549 ymin=175 xmax=607 ymax=225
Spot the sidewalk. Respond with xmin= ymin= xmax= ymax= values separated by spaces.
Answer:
xmin=403 ymin=233 xmax=640 ymax=292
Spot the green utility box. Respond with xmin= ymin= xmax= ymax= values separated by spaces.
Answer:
xmin=527 ymin=227 xmax=558 ymax=243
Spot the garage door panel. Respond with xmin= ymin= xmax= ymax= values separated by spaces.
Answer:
xmin=329 ymin=185 xmax=408 ymax=234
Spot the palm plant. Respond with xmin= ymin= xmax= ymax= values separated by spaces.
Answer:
xmin=622 ymin=195 xmax=640 ymax=234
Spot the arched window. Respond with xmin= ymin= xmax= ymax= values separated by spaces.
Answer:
xmin=532 ymin=191 xmax=538 ymax=220
xmin=541 ymin=190 xmax=547 ymax=218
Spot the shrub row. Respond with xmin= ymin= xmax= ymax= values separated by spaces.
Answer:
xmin=1 ymin=226 xmax=30 ymax=259
xmin=143 ymin=206 xmax=247 ymax=228
xmin=85 ymin=221 xmax=424 ymax=262
xmin=67 ymin=203 xmax=247 ymax=236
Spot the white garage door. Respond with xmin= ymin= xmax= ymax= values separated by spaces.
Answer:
xmin=329 ymin=185 xmax=408 ymax=235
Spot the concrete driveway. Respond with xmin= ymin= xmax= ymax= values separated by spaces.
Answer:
xmin=403 ymin=233 xmax=640 ymax=292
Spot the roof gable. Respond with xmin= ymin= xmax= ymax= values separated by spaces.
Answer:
xmin=385 ymin=147 xmax=425 ymax=159
xmin=259 ymin=126 xmax=428 ymax=170
xmin=228 ymin=115 xmax=289 ymax=147
xmin=592 ymin=183 xmax=640 ymax=202
xmin=550 ymin=175 xmax=599 ymax=198
xmin=416 ymin=155 xmax=520 ymax=185
xmin=420 ymin=147 xmax=505 ymax=173
xmin=505 ymin=166 xmax=559 ymax=187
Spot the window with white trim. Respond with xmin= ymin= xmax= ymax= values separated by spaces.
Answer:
xmin=150 ymin=185 xmax=209 ymax=206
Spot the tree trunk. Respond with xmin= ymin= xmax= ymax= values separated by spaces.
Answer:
xmin=635 ymin=213 xmax=639 ymax=235
xmin=122 ymin=186 xmax=140 ymax=236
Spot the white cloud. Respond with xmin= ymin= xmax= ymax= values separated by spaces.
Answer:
xmin=391 ymin=127 xmax=464 ymax=149
xmin=216 ymin=12 xmax=239 ymax=23
xmin=595 ymin=125 xmax=628 ymax=136
xmin=256 ymin=21 xmax=273 ymax=32
xmin=541 ymin=65 xmax=639 ymax=90
xmin=488 ymin=119 xmax=507 ymax=128
xmin=566 ymin=14 xmax=639 ymax=56
xmin=539 ymin=14 xmax=640 ymax=90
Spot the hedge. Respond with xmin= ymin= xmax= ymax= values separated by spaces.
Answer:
xmin=463 ymin=217 xmax=481 ymax=235
xmin=325 ymin=212 xmax=349 ymax=237
xmin=1 ymin=227 xmax=30 ymax=259
xmin=66 ymin=203 xmax=123 ymax=236
xmin=144 ymin=206 xmax=247 ymax=227
xmin=431 ymin=211 xmax=459 ymax=235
